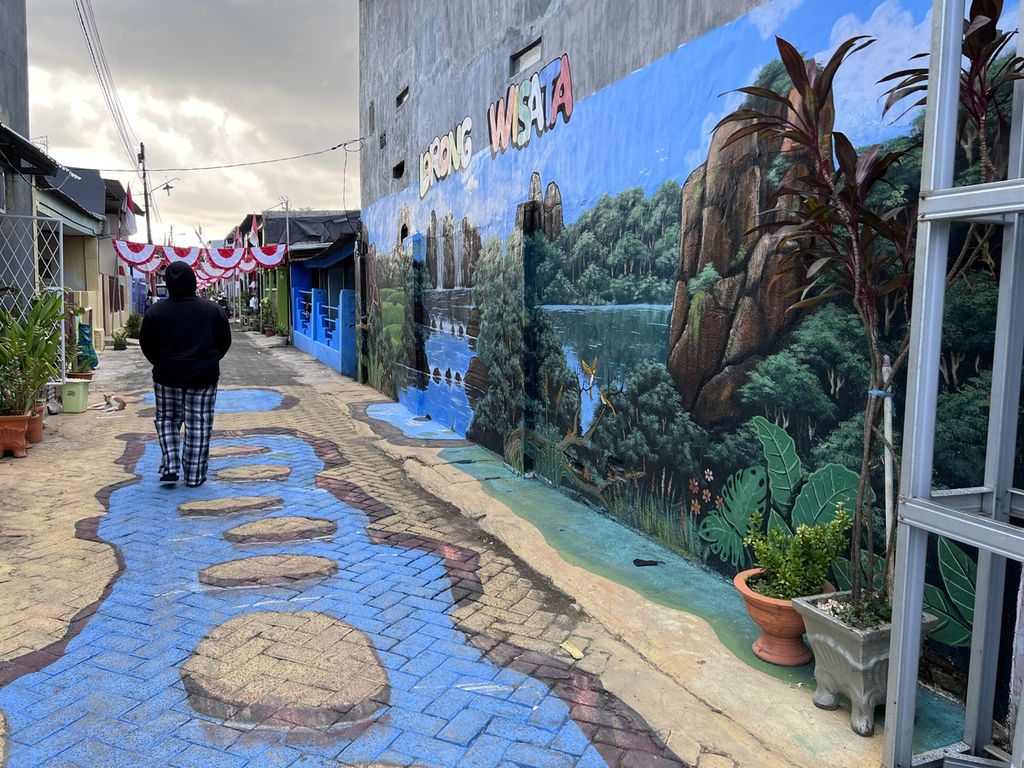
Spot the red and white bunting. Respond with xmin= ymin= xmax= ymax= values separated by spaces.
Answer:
xmin=251 ymin=244 xmax=287 ymax=267
xmin=113 ymin=240 xmax=159 ymax=265
xmin=210 ymin=247 xmax=246 ymax=269
xmin=237 ymin=252 xmax=259 ymax=273
xmin=131 ymin=254 xmax=165 ymax=274
xmin=161 ymin=245 xmax=201 ymax=266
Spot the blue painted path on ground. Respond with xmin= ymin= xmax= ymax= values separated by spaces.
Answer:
xmin=0 ymin=432 xmax=608 ymax=768
xmin=140 ymin=389 xmax=284 ymax=414
xmin=366 ymin=402 xmax=465 ymax=441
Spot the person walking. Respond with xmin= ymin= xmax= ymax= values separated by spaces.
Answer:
xmin=139 ymin=262 xmax=232 ymax=487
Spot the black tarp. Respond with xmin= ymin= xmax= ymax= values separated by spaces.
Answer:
xmin=262 ymin=211 xmax=360 ymax=246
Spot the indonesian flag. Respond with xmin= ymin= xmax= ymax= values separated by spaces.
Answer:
xmin=119 ymin=184 xmax=139 ymax=237
xmin=231 ymin=227 xmax=242 ymax=248
xmin=248 ymin=214 xmax=260 ymax=247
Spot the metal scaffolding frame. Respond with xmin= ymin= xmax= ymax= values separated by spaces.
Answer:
xmin=884 ymin=1 xmax=1024 ymax=766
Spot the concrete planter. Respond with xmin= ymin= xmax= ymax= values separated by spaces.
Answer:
xmin=792 ymin=591 xmax=939 ymax=736
xmin=734 ymin=567 xmax=815 ymax=666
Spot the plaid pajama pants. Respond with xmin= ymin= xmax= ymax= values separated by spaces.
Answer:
xmin=153 ymin=382 xmax=218 ymax=486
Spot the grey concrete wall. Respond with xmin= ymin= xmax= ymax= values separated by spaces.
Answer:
xmin=359 ymin=0 xmax=768 ymax=206
xmin=0 ymin=0 xmax=32 ymax=217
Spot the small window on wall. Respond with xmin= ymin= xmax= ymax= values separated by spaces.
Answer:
xmin=510 ymin=38 xmax=542 ymax=77
xmin=393 ymin=161 xmax=405 ymax=179
xmin=395 ymin=87 xmax=409 ymax=108
xmin=380 ymin=132 xmax=387 ymax=150
xmin=368 ymin=101 xmax=375 ymax=133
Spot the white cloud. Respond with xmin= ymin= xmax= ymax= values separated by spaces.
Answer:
xmin=748 ymin=0 xmax=805 ymax=40
xmin=814 ymin=0 xmax=932 ymax=145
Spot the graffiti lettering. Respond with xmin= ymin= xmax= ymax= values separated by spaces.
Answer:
xmin=420 ymin=117 xmax=473 ymax=198
xmin=488 ymin=54 xmax=573 ymax=157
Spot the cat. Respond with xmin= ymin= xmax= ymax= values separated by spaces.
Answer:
xmin=87 ymin=393 xmax=127 ymax=412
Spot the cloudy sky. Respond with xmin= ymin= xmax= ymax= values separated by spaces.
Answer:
xmin=26 ymin=1 xmax=360 ymax=246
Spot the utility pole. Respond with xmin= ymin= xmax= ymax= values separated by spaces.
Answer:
xmin=137 ymin=143 xmax=152 ymax=244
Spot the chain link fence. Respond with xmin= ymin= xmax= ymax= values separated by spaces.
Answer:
xmin=0 ymin=213 xmax=66 ymax=385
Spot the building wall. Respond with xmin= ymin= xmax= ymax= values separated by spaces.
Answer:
xmin=358 ymin=0 xmax=996 ymax=671
xmin=0 ymin=0 xmax=32 ymax=217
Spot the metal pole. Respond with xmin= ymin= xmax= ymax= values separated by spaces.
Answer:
xmin=883 ymin=0 xmax=963 ymax=765
xmin=883 ymin=354 xmax=894 ymax=544
xmin=138 ymin=143 xmax=152 ymax=245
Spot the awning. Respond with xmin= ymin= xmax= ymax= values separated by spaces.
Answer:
xmin=0 ymin=122 xmax=58 ymax=175
xmin=301 ymin=241 xmax=355 ymax=270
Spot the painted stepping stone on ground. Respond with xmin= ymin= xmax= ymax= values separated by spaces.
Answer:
xmin=198 ymin=554 xmax=337 ymax=587
xmin=181 ymin=611 xmax=389 ymax=728
xmin=209 ymin=445 xmax=271 ymax=458
xmin=216 ymin=464 xmax=292 ymax=483
xmin=225 ymin=516 xmax=337 ymax=543
xmin=178 ymin=495 xmax=282 ymax=516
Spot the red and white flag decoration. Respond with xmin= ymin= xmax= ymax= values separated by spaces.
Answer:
xmin=119 ymin=185 xmax=139 ymax=237
xmin=209 ymin=247 xmax=246 ymax=269
xmin=113 ymin=240 xmax=158 ymax=265
xmin=112 ymin=240 xmax=287 ymax=280
xmin=161 ymin=246 xmax=201 ymax=266
xmin=251 ymin=244 xmax=287 ymax=268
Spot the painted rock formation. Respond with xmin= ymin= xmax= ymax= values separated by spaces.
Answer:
xmin=666 ymin=90 xmax=830 ymax=427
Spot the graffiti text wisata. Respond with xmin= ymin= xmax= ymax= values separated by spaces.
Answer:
xmin=487 ymin=54 xmax=573 ymax=157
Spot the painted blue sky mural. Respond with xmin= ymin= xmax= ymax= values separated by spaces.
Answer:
xmin=362 ymin=0 xmax=1000 ymax=247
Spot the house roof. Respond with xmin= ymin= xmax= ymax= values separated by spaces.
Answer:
xmin=0 ymin=122 xmax=58 ymax=176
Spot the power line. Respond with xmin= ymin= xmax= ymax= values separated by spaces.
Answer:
xmin=94 ymin=139 xmax=362 ymax=173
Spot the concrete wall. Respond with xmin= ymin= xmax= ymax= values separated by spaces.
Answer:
xmin=359 ymin=0 xmax=765 ymax=206
xmin=0 ymin=0 xmax=32 ymax=217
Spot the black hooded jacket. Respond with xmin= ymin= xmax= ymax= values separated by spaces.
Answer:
xmin=139 ymin=262 xmax=232 ymax=387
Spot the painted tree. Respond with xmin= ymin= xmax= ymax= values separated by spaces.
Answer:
xmin=716 ymin=1 xmax=1023 ymax=607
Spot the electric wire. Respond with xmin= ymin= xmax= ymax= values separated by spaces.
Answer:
xmin=94 ymin=139 xmax=363 ymax=174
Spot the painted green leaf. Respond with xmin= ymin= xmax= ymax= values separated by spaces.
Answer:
xmin=924 ymin=583 xmax=973 ymax=646
xmin=767 ymin=510 xmax=793 ymax=537
xmin=791 ymin=463 xmax=860 ymax=528
xmin=752 ymin=415 xmax=802 ymax=511
xmin=831 ymin=556 xmax=851 ymax=591
xmin=937 ymin=537 xmax=977 ymax=625
xmin=698 ymin=466 xmax=767 ymax=569
xmin=830 ymin=550 xmax=883 ymax=592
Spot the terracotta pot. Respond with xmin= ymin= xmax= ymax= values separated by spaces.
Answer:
xmin=0 ymin=413 xmax=31 ymax=458
xmin=264 ymin=329 xmax=276 ymax=337
xmin=26 ymin=404 xmax=44 ymax=444
xmin=67 ymin=371 xmax=94 ymax=381
xmin=734 ymin=567 xmax=834 ymax=666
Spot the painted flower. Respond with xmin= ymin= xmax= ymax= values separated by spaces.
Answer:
xmin=688 ymin=478 xmax=700 ymax=494
xmin=715 ymin=495 xmax=724 ymax=510
xmin=704 ymin=468 xmax=714 ymax=482
xmin=690 ymin=498 xmax=701 ymax=515
xmin=702 ymin=489 xmax=711 ymax=503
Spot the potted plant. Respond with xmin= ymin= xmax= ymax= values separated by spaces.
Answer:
xmin=0 ymin=293 xmax=63 ymax=455
xmin=112 ymin=328 xmax=129 ymax=351
xmin=261 ymin=299 xmax=277 ymax=336
xmin=717 ymin=4 xmax=1018 ymax=733
xmin=124 ymin=312 xmax=143 ymax=339
xmin=275 ymin=320 xmax=289 ymax=344
xmin=735 ymin=505 xmax=851 ymax=666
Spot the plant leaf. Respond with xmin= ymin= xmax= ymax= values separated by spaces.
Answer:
xmin=751 ymin=415 xmax=802 ymax=511
xmin=768 ymin=509 xmax=793 ymax=537
xmin=924 ymin=583 xmax=973 ymax=646
xmin=698 ymin=466 xmax=767 ymax=569
xmin=791 ymin=463 xmax=860 ymax=528
xmin=937 ymin=537 xmax=977 ymax=625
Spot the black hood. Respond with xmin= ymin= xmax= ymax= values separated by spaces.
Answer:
xmin=165 ymin=261 xmax=197 ymax=298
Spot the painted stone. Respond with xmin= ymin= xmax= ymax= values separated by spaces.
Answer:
xmin=215 ymin=464 xmax=292 ymax=483
xmin=224 ymin=516 xmax=337 ymax=543
xmin=208 ymin=445 xmax=271 ymax=458
xmin=198 ymin=554 xmax=337 ymax=587
xmin=181 ymin=611 xmax=389 ymax=727
xmin=178 ymin=495 xmax=282 ymax=516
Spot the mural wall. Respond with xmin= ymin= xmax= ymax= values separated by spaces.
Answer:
xmin=360 ymin=0 xmax=1022 ymax=668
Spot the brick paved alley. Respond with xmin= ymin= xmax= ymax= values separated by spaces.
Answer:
xmin=0 ymin=328 xmax=881 ymax=768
